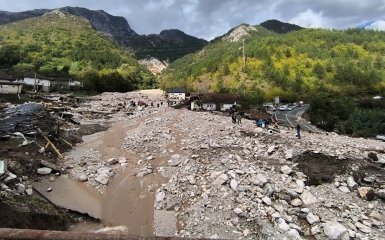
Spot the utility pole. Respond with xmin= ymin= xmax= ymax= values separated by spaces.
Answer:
xmin=34 ymin=72 xmax=37 ymax=91
xmin=242 ymin=39 xmax=246 ymax=67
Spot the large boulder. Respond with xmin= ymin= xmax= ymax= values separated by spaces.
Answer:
xmin=346 ymin=176 xmax=358 ymax=190
xmin=76 ymin=173 xmax=88 ymax=182
xmin=250 ymin=174 xmax=267 ymax=186
xmin=95 ymin=167 xmax=112 ymax=185
xmin=285 ymin=149 xmax=294 ymax=160
xmin=95 ymin=173 xmax=109 ymax=185
xmin=169 ymin=154 xmax=182 ymax=166
xmin=357 ymin=187 xmax=375 ymax=201
xmin=300 ymin=191 xmax=319 ymax=206
xmin=306 ymin=212 xmax=320 ymax=225
xmin=376 ymin=189 xmax=385 ymax=200
xmin=323 ymin=221 xmax=348 ymax=240
xmin=281 ymin=165 xmax=292 ymax=175
xmin=107 ymin=158 xmax=118 ymax=165
xmin=230 ymin=179 xmax=238 ymax=191
xmin=156 ymin=191 xmax=165 ymax=202
xmin=278 ymin=218 xmax=290 ymax=231
xmin=291 ymin=198 xmax=303 ymax=207
xmin=213 ymin=174 xmax=228 ymax=185
xmin=37 ymin=167 xmax=52 ymax=175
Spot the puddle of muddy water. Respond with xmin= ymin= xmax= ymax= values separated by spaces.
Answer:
xmin=93 ymin=118 xmax=166 ymax=237
xmin=101 ymin=168 xmax=166 ymax=237
xmin=33 ymin=175 xmax=102 ymax=219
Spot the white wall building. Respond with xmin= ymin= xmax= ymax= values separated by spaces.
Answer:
xmin=68 ymin=79 xmax=83 ymax=87
xmin=167 ymin=88 xmax=186 ymax=100
xmin=23 ymin=77 xmax=51 ymax=92
xmin=199 ymin=93 xmax=238 ymax=111
xmin=0 ymin=82 xmax=23 ymax=94
xmin=202 ymin=103 xmax=216 ymax=111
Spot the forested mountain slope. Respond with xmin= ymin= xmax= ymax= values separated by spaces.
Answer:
xmin=160 ymin=26 xmax=385 ymax=136
xmin=0 ymin=7 xmax=208 ymax=62
xmin=0 ymin=10 xmax=156 ymax=92
xmin=161 ymin=27 xmax=385 ymax=98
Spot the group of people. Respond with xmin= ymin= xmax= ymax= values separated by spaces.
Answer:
xmin=150 ymin=101 xmax=163 ymax=108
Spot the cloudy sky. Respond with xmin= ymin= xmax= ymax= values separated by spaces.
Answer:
xmin=1 ymin=0 xmax=385 ymax=40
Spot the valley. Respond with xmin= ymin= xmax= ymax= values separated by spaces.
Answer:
xmin=0 ymin=4 xmax=385 ymax=240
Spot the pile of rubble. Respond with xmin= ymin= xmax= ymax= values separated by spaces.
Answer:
xmin=2 ymin=90 xmax=385 ymax=239
xmin=71 ymin=95 xmax=383 ymax=239
xmin=147 ymin=110 xmax=385 ymax=239
xmin=0 ymin=91 xmax=165 ymax=229
xmin=62 ymin=91 xmax=168 ymax=192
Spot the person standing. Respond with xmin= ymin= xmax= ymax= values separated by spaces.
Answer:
xmin=231 ymin=112 xmax=236 ymax=123
xmin=236 ymin=114 xmax=242 ymax=124
xmin=296 ymin=123 xmax=301 ymax=139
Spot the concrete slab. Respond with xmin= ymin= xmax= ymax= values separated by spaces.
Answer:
xmin=33 ymin=175 xmax=102 ymax=219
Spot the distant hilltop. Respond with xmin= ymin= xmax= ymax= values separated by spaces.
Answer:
xmin=0 ymin=7 xmax=208 ymax=61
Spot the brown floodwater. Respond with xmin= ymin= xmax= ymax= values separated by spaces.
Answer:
xmin=61 ymin=109 xmax=181 ymax=236
xmin=33 ymin=175 xmax=102 ymax=219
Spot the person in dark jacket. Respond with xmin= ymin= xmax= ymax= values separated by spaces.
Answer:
xmin=231 ymin=113 xmax=237 ymax=123
xmin=296 ymin=123 xmax=301 ymax=139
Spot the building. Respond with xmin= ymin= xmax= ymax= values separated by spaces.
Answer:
xmin=191 ymin=93 xmax=239 ymax=111
xmin=68 ymin=79 xmax=83 ymax=88
xmin=23 ymin=77 xmax=51 ymax=92
xmin=22 ymin=77 xmax=83 ymax=92
xmin=166 ymin=88 xmax=187 ymax=100
xmin=0 ymin=82 xmax=23 ymax=94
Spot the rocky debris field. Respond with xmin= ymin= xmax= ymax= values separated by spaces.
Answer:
xmin=0 ymin=91 xmax=164 ymax=229
xmin=66 ymin=91 xmax=385 ymax=239
xmin=148 ymin=110 xmax=385 ymax=239
xmin=0 ymin=91 xmax=164 ymax=196
xmin=1 ymin=90 xmax=385 ymax=239
xmin=139 ymin=57 xmax=169 ymax=75
xmin=63 ymin=91 xmax=167 ymax=194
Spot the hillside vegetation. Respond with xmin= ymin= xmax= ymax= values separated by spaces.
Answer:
xmin=160 ymin=27 xmax=385 ymax=137
xmin=0 ymin=11 xmax=156 ymax=92
xmin=0 ymin=7 xmax=208 ymax=62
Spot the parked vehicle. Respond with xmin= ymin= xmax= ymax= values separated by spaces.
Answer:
xmin=286 ymin=106 xmax=294 ymax=111
xmin=278 ymin=105 xmax=288 ymax=111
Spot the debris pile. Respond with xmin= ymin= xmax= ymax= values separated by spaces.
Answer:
xmin=62 ymin=91 xmax=168 ymax=192
xmin=0 ymin=93 xmax=164 ymax=229
xmin=144 ymin=110 xmax=385 ymax=239
xmin=1 ymin=90 xmax=385 ymax=239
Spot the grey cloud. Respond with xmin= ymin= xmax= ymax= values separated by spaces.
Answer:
xmin=0 ymin=0 xmax=384 ymax=39
xmin=276 ymin=0 xmax=385 ymax=28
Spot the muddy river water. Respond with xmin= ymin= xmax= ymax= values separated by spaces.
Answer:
xmin=48 ymin=109 xmax=183 ymax=236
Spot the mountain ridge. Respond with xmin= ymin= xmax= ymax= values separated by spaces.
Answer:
xmin=0 ymin=11 xmax=156 ymax=91
xmin=216 ymin=23 xmax=275 ymax=42
xmin=0 ymin=7 xmax=207 ymax=61
xmin=260 ymin=19 xmax=303 ymax=34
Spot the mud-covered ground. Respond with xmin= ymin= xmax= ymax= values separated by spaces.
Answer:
xmin=0 ymin=94 xmax=110 ymax=230
xmin=1 ymin=90 xmax=385 ymax=240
